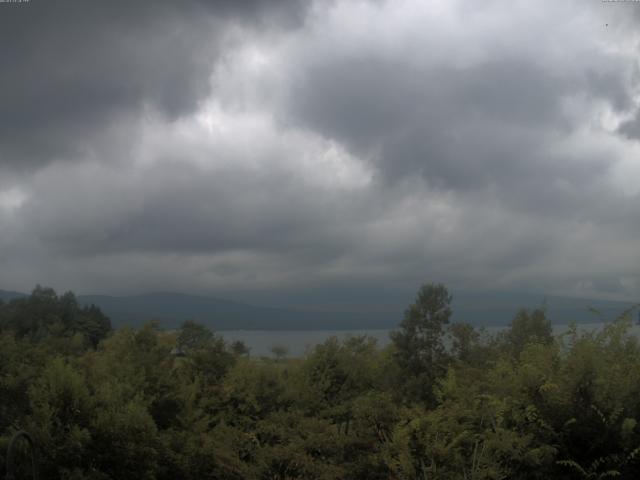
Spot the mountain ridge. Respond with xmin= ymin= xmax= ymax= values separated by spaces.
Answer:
xmin=1 ymin=288 xmax=636 ymax=330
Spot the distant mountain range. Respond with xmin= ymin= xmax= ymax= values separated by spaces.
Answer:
xmin=0 ymin=289 xmax=636 ymax=330
xmin=0 ymin=289 xmax=26 ymax=302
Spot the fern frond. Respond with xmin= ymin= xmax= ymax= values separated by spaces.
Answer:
xmin=557 ymin=459 xmax=588 ymax=478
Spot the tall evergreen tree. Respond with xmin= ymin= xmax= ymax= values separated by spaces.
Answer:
xmin=390 ymin=283 xmax=452 ymax=404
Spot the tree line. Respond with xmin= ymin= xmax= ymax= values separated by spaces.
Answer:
xmin=1 ymin=284 xmax=639 ymax=479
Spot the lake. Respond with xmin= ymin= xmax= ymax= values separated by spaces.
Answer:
xmin=220 ymin=322 xmax=640 ymax=357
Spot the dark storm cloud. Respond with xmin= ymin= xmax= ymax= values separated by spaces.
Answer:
xmin=260 ymin=0 xmax=638 ymax=299
xmin=0 ymin=0 xmax=638 ymax=302
xmin=285 ymin=50 xmax=626 ymax=195
xmin=0 ymin=0 xmax=306 ymax=169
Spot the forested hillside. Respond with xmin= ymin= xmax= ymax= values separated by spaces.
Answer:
xmin=1 ymin=285 xmax=640 ymax=479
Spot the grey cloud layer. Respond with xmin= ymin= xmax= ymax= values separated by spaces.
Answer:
xmin=0 ymin=0 xmax=306 ymax=168
xmin=0 ymin=0 xmax=639 ymax=301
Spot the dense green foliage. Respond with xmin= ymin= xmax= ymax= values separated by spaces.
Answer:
xmin=1 ymin=284 xmax=640 ymax=479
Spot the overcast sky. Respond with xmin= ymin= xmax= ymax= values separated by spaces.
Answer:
xmin=0 ymin=0 xmax=639 ymax=304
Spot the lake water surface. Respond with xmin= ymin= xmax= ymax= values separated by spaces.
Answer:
xmin=221 ymin=322 xmax=640 ymax=357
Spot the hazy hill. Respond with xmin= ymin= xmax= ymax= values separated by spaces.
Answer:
xmin=77 ymin=292 xmax=390 ymax=330
xmin=450 ymin=291 xmax=637 ymax=326
xmin=0 ymin=289 xmax=26 ymax=302
xmin=1 ymin=289 xmax=636 ymax=330
xmin=72 ymin=291 xmax=639 ymax=330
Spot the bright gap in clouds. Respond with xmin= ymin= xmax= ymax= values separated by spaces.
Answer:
xmin=0 ymin=188 xmax=28 ymax=212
